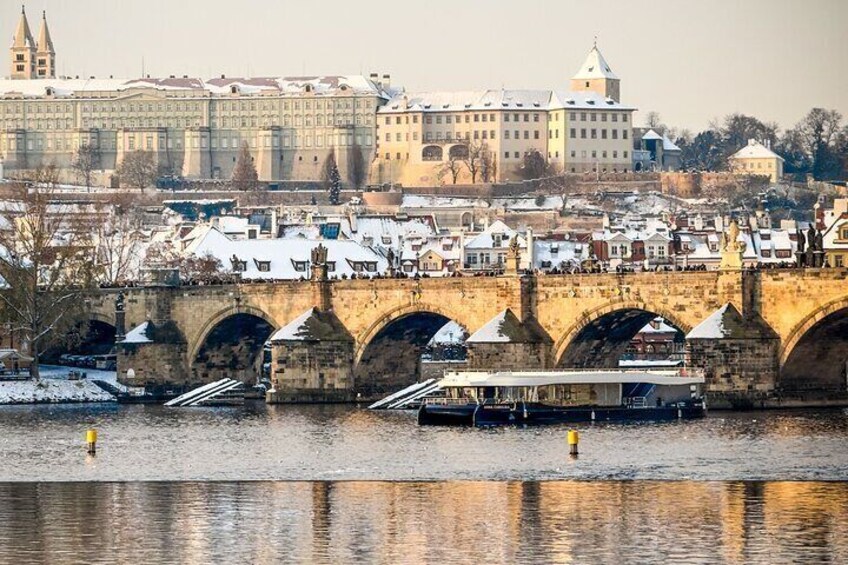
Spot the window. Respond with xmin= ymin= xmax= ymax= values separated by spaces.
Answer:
xmin=581 ymin=129 xmax=586 ymax=139
xmin=570 ymin=129 xmax=576 ymax=138
xmin=612 ymin=130 xmax=618 ymax=140
xmin=623 ymin=130 xmax=629 ymax=139
xmin=293 ymin=261 xmax=307 ymax=272
xmin=534 ymin=131 xmax=539 ymax=139
xmin=591 ymin=129 xmax=597 ymax=139
xmin=504 ymin=151 xmax=510 ymax=159
xmin=504 ymin=114 xmax=510 ymax=122
xmin=504 ymin=130 xmax=510 ymax=139
xmin=601 ymin=130 xmax=607 ymax=139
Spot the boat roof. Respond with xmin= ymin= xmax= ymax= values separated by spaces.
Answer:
xmin=439 ymin=370 xmax=704 ymax=388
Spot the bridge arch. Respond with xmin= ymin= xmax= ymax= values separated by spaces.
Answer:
xmin=554 ymin=301 xmax=691 ymax=368
xmin=779 ymin=296 xmax=848 ymax=391
xmin=189 ymin=306 xmax=278 ymax=384
xmin=353 ymin=303 xmax=469 ymax=395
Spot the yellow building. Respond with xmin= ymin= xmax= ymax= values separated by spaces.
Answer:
xmin=728 ymin=139 xmax=784 ymax=183
xmin=372 ymin=44 xmax=635 ymax=186
xmin=821 ymin=198 xmax=848 ymax=267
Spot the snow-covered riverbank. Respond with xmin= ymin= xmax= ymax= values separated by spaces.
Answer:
xmin=0 ymin=378 xmax=115 ymax=404
xmin=0 ymin=365 xmax=119 ymax=404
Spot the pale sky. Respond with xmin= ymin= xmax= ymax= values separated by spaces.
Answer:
xmin=4 ymin=0 xmax=847 ymax=132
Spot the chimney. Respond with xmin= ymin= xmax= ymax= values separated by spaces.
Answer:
xmin=525 ymin=227 xmax=534 ymax=270
xmin=382 ymin=74 xmax=391 ymax=89
xmin=221 ymin=74 xmax=226 ymax=79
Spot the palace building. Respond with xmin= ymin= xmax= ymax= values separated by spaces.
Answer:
xmin=3 ymin=6 xmax=636 ymax=186
xmin=372 ymin=44 xmax=636 ymax=186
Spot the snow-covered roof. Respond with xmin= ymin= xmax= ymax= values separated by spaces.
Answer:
xmin=466 ymin=309 xmax=550 ymax=344
xmin=122 ymin=322 xmax=152 ymax=344
xmin=465 ymin=220 xmax=525 ymax=249
xmin=379 ymin=88 xmax=633 ymax=113
xmin=686 ymin=305 xmax=731 ymax=339
xmin=571 ymin=45 xmax=620 ymax=81
xmin=380 ymin=89 xmax=551 ymax=113
xmin=268 ymin=308 xmax=351 ymax=342
xmin=729 ymin=139 xmax=784 ymax=162
xmin=637 ymin=318 xmax=679 ymax=334
xmin=642 ymin=130 xmax=663 ymax=141
xmin=0 ymin=75 xmax=393 ymax=98
xmin=427 ymin=321 xmax=468 ymax=346
xmin=185 ymin=227 xmax=387 ymax=280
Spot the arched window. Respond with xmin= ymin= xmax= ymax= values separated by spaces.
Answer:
xmin=449 ymin=144 xmax=468 ymax=160
xmin=422 ymin=145 xmax=443 ymax=161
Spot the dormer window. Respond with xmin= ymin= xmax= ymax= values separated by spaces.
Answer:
xmin=411 ymin=243 xmax=422 ymax=252
xmin=551 ymin=244 xmax=559 ymax=255
xmin=326 ymin=261 xmax=336 ymax=272
xmin=493 ymin=233 xmax=503 ymax=247
xmin=293 ymin=260 xmax=308 ymax=272
xmin=255 ymin=260 xmax=271 ymax=272
xmin=381 ymin=235 xmax=392 ymax=245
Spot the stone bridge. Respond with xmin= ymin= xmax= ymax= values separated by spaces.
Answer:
xmin=85 ymin=267 xmax=848 ymax=404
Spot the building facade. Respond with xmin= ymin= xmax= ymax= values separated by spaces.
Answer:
xmin=0 ymin=75 xmax=391 ymax=183
xmin=728 ymin=139 xmax=784 ymax=183
xmin=372 ymin=45 xmax=636 ymax=186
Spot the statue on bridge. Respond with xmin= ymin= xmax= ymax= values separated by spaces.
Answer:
xmin=310 ymin=244 xmax=329 ymax=281
xmin=719 ymin=219 xmax=746 ymax=270
xmin=311 ymin=243 xmax=329 ymax=266
xmin=796 ymin=228 xmax=806 ymax=267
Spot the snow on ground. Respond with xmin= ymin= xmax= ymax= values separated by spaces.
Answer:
xmin=401 ymin=195 xmax=489 ymax=208
xmin=0 ymin=364 xmax=124 ymax=404
xmin=0 ymin=378 xmax=114 ymax=404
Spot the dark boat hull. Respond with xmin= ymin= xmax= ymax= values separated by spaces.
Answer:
xmin=418 ymin=402 xmax=705 ymax=427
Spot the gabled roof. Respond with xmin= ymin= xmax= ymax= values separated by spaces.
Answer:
xmin=572 ymin=45 xmax=619 ymax=80
xmin=464 ymin=220 xmax=525 ymax=249
xmin=467 ymin=309 xmax=551 ymax=344
xmin=729 ymin=139 xmax=784 ymax=161
xmin=269 ymin=308 xmax=352 ymax=342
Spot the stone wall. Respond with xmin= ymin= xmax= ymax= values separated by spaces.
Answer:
xmin=466 ymin=342 xmax=551 ymax=371
xmin=686 ymin=337 xmax=780 ymax=406
xmin=268 ymin=340 xmax=354 ymax=403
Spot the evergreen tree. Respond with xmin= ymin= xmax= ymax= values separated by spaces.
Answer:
xmin=231 ymin=142 xmax=259 ymax=191
xmin=328 ymin=161 xmax=342 ymax=205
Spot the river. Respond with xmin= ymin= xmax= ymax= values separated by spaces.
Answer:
xmin=0 ymin=404 xmax=846 ymax=563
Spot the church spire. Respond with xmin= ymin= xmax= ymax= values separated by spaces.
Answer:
xmin=34 ymin=9 xmax=56 ymax=78
xmin=37 ymin=10 xmax=55 ymax=54
xmin=12 ymin=5 xmax=35 ymax=50
xmin=10 ymin=5 xmax=37 ymax=79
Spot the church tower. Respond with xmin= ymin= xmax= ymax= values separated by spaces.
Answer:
xmin=10 ymin=5 xmax=36 ymax=80
xmin=35 ymin=10 xmax=56 ymax=79
xmin=570 ymin=42 xmax=620 ymax=102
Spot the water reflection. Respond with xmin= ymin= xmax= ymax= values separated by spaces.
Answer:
xmin=0 ymin=481 xmax=845 ymax=564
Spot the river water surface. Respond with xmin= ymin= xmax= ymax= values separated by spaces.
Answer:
xmin=0 ymin=404 xmax=846 ymax=563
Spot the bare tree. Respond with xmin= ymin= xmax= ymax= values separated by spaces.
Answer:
xmin=232 ymin=142 xmax=259 ymax=191
xmin=463 ymin=141 xmax=488 ymax=183
xmin=481 ymin=146 xmax=496 ymax=183
xmin=143 ymin=244 xmax=228 ymax=284
xmin=92 ymin=195 xmax=146 ymax=285
xmin=71 ymin=143 xmax=102 ymax=192
xmin=347 ymin=143 xmax=367 ymax=189
xmin=118 ymin=150 xmax=158 ymax=190
xmin=437 ymin=154 xmax=463 ymax=185
xmin=0 ymin=168 xmax=96 ymax=378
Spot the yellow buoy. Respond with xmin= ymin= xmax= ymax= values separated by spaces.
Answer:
xmin=86 ymin=429 xmax=97 ymax=454
xmin=567 ymin=430 xmax=579 ymax=456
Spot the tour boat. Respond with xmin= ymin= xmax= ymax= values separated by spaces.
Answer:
xmin=417 ymin=370 xmax=706 ymax=427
